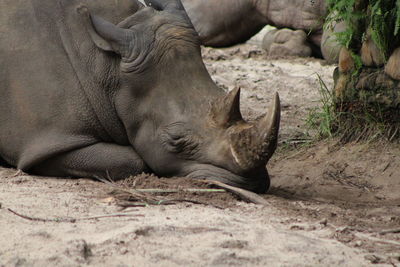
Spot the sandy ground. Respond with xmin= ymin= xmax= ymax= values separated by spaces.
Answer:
xmin=1 ymin=44 xmax=400 ymax=266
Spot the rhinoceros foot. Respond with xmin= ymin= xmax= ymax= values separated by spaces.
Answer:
xmin=262 ymin=28 xmax=312 ymax=58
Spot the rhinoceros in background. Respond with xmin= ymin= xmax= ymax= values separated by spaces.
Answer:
xmin=182 ymin=0 xmax=340 ymax=60
xmin=261 ymin=28 xmax=313 ymax=58
xmin=0 ymin=0 xmax=280 ymax=193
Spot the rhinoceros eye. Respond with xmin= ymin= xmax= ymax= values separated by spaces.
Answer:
xmin=160 ymin=122 xmax=200 ymax=159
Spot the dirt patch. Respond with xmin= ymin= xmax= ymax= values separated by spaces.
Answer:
xmin=267 ymin=140 xmax=400 ymax=263
xmin=202 ymin=45 xmax=336 ymax=143
xmin=270 ymin=141 xmax=400 ymax=203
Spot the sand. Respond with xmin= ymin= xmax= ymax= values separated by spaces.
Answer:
xmin=1 ymin=43 xmax=399 ymax=266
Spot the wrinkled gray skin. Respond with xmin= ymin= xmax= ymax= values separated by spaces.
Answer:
xmin=262 ymin=28 xmax=313 ymax=58
xmin=0 ymin=0 xmax=280 ymax=193
xmin=182 ymin=0 xmax=327 ymax=52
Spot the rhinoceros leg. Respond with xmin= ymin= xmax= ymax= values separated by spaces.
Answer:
xmin=30 ymin=143 xmax=148 ymax=180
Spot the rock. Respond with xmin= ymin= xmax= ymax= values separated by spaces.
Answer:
xmin=319 ymin=218 xmax=328 ymax=226
xmin=375 ymin=71 xmax=395 ymax=88
xmin=356 ymin=69 xmax=377 ymax=90
xmin=65 ymin=239 xmax=93 ymax=264
xmin=321 ymin=17 xmax=346 ymax=63
xmin=335 ymin=73 xmax=350 ymax=98
xmin=361 ymin=31 xmax=385 ymax=67
xmin=364 ymin=254 xmax=383 ymax=264
xmin=385 ymin=47 xmax=400 ymax=80
xmin=338 ymin=47 xmax=354 ymax=73
xmin=355 ymin=69 xmax=400 ymax=108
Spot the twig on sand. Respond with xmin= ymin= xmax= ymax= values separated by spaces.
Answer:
xmin=8 ymin=208 xmax=76 ymax=223
xmin=97 ymin=177 xmax=160 ymax=202
xmin=284 ymin=138 xmax=313 ymax=145
xmin=163 ymin=198 xmax=223 ymax=209
xmin=204 ymin=180 xmax=269 ymax=205
xmin=98 ymin=177 xmax=225 ymax=209
xmin=379 ymin=228 xmax=400 ymax=235
xmin=79 ymin=213 xmax=144 ymax=220
xmin=117 ymin=198 xmax=224 ymax=209
xmin=7 ymin=208 xmax=142 ymax=223
xmin=355 ymin=232 xmax=400 ymax=246
xmin=98 ymin=177 xmax=267 ymax=208
xmin=132 ymin=188 xmax=226 ymax=193
xmin=9 ymin=170 xmax=23 ymax=178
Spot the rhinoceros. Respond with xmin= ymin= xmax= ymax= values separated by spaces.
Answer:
xmin=182 ymin=0 xmax=328 ymax=57
xmin=181 ymin=0 xmax=327 ymax=46
xmin=0 ymin=0 xmax=280 ymax=192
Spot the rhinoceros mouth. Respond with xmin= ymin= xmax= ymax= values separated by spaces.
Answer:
xmin=184 ymin=165 xmax=269 ymax=193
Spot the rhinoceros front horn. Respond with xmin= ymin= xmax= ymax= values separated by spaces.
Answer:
xmin=256 ymin=92 xmax=281 ymax=160
xmin=228 ymin=92 xmax=281 ymax=170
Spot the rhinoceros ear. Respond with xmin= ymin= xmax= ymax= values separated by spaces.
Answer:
xmin=144 ymin=0 xmax=184 ymax=11
xmin=77 ymin=6 xmax=132 ymax=57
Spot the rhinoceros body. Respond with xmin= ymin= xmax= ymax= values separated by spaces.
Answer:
xmin=181 ymin=0 xmax=344 ymax=60
xmin=181 ymin=0 xmax=327 ymax=47
xmin=0 ymin=0 xmax=140 ymax=171
xmin=0 ymin=0 xmax=280 ymax=192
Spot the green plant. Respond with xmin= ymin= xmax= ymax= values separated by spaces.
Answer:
xmin=306 ymin=74 xmax=337 ymax=139
xmin=325 ymin=0 xmax=364 ymax=49
xmin=321 ymin=0 xmax=400 ymax=143
xmin=369 ymin=0 xmax=400 ymax=60
xmin=325 ymin=0 xmax=400 ymax=72
xmin=306 ymin=73 xmax=399 ymax=142
xmin=325 ymin=0 xmax=400 ymax=63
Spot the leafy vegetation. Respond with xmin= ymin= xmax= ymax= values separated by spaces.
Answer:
xmin=307 ymin=73 xmax=400 ymax=142
xmin=309 ymin=0 xmax=400 ymax=142
xmin=326 ymin=0 xmax=400 ymax=61
xmin=306 ymin=74 xmax=337 ymax=139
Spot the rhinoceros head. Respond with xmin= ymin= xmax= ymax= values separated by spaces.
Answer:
xmin=182 ymin=88 xmax=281 ymax=193
xmin=79 ymin=0 xmax=280 ymax=193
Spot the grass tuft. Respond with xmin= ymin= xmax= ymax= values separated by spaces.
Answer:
xmin=306 ymin=73 xmax=400 ymax=143
xmin=306 ymin=74 xmax=337 ymax=139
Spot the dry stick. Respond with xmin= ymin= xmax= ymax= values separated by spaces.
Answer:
xmin=381 ymin=162 xmax=391 ymax=173
xmin=285 ymin=138 xmax=313 ymax=145
xmin=355 ymin=232 xmax=400 ymax=247
xmin=99 ymin=177 xmax=225 ymax=208
xmin=8 ymin=208 xmax=76 ymax=223
xmin=77 ymin=213 xmax=144 ymax=220
xmin=389 ymin=127 xmax=399 ymax=141
xmin=204 ymin=180 xmax=269 ymax=205
xmin=9 ymin=170 xmax=23 ymax=178
xmin=116 ymin=198 xmax=224 ymax=209
xmin=97 ymin=177 xmax=160 ymax=202
xmin=379 ymin=228 xmax=400 ymax=235
xmin=8 ymin=208 xmax=141 ymax=223
xmin=134 ymin=188 xmax=226 ymax=193
xmin=156 ymin=198 xmax=224 ymax=209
